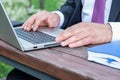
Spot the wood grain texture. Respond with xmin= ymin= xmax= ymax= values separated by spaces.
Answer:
xmin=0 ymin=40 xmax=120 ymax=80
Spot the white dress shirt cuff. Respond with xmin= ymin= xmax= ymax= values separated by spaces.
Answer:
xmin=52 ymin=11 xmax=65 ymax=28
xmin=109 ymin=22 xmax=120 ymax=41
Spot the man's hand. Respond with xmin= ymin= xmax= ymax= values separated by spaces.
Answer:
xmin=22 ymin=11 xmax=60 ymax=31
xmin=56 ymin=22 xmax=112 ymax=48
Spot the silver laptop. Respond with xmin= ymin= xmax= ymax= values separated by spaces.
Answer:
xmin=0 ymin=1 xmax=63 ymax=51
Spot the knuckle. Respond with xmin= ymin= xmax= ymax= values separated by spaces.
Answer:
xmin=81 ymin=38 xmax=91 ymax=45
xmin=34 ymin=21 xmax=40 ymax=27
xmin=72 ymin=35 xmax=78 ymax=40
xmin=80 ymin=40 xmax=86 ymax=45
xmin=35 ymin=19 xmax=40 ymax=24
xmin=77 ymin=41 xmax=82 ymax=46
xmin=65 ymin=31 xmax=72 ymax=37
xmin=64 ymin=40 xmax=69 ymax=45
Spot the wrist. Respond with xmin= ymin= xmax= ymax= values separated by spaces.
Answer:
xmin=53 ymin=13 xmax=60 ymax=27
xmin=52 ymin=11 xmax=65 ymax=28
xmin=106 ymin=23 xmax=112 ymax=31
xmin=105 ymin=23 xmax=112 ymax=42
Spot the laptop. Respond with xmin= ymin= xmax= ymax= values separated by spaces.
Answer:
xmin=0 ymin=1 xmax=63 ymax=51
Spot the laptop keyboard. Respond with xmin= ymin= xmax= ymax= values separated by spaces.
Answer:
xmin=15 ymin=28 xmax=56 ymax=44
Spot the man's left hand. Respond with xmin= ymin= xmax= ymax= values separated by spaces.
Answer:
xmin=56 ymin=22 xmax=112 ymax=48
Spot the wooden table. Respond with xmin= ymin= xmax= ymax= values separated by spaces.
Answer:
xmin=0 ymin=40 xmax=120 ymax=80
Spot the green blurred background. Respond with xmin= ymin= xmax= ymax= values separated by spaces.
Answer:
xmin=0 ymin=0 xmax=65 ymax=79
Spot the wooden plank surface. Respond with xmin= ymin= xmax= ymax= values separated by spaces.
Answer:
xmin=0 ymin=40 xmax=120 ymax=80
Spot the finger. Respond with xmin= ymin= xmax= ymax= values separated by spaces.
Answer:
xmin=22 ymin=23 xmax=27 ymax=31
xmin=56 ymin=23 xmax=84 ymax=42
xmin=34 ymin=15 xmax=50 ymax=31
xmin=33 ymin=18 xmax=41 ymax=31
xmin=68 ymin=37 xmax=92 ymax=48
xmin=56 ymin=28 xmax=76 ymax=42
xmin=47 ymin=14 xmax=59 ymax=28
xmin=61 ymin=31 xmax=89 ymax=46
xmin=22 ymin=15 xmax=36 ymax=31
xmin=47 ymin=18 xmax=55 ymax=28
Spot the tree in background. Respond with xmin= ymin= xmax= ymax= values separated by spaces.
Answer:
xmin=2 ymin=0 xmax=37 ymax=21
xmin=2 ymin=0 xmax=65 ymax=21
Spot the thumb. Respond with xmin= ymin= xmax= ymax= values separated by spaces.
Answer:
xmin=46 ymin=18 xmax=56 ymax=28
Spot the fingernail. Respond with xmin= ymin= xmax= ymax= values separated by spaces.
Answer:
xmin=27 ymin=28 xmax=30 ymax=31
xmin=61 ymin=42 xmax=67 ymax=46
xmin=33 ymin=28 xmax=37 ymax=31
xmin=55 ymin=37 xmax=61 ymax=42
xmin=69 ymin=44 xmax=74 ymax=48
xmin=24 ymin=26 xmax=27 ymax=30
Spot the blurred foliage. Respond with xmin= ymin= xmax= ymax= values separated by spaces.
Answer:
xmin=0 ymin=62 xmax=13 ymax=78
xmin=44 ymin=0 xmax=64 ymax=11
xmin=2 ymin=0 xmax=33 ymax=21
xmin=31 ymin=0 xmax=65 ymax=11
xmin=2 ymin=0 xmax=65 ymax=22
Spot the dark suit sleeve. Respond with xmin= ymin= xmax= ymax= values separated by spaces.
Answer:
xmin=59 ymin=0 xmax=76 ymax=29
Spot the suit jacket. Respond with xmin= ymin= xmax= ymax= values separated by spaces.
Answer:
xmin=60 ymin=0 xmax=120 ymax=29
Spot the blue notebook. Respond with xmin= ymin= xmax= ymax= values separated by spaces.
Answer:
xmin=87 ymin=41 xmax=120 ymax=69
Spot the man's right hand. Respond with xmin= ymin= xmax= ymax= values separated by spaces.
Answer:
xmin=22 ymin=11 xmax=60 ymax=31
